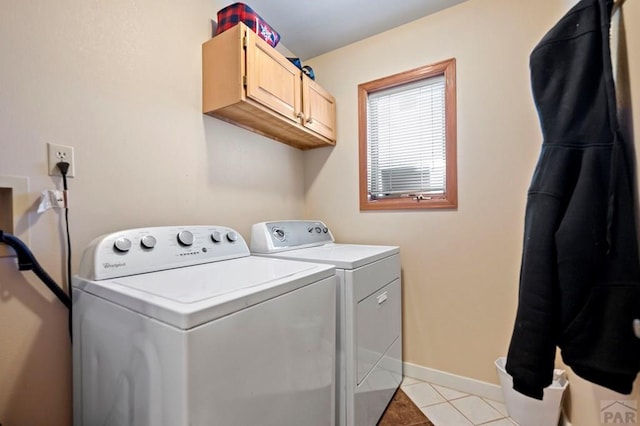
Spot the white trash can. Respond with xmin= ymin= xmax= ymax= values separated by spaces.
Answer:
xmin=495 ymin=357 xmax=569 ymax=426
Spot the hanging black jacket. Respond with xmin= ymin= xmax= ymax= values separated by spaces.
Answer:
xmin=506 ymin=0 xmax=640 ymax=400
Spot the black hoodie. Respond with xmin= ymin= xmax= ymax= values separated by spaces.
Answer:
xmin=506 ymin=0 xmax=640 ymax=400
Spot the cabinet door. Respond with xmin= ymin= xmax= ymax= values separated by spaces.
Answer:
xmin=245 ymin=29 xmax=302 ymax=123
xmin=302 ymin=77 xmax=336 ymax=141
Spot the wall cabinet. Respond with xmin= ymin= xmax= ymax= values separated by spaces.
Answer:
xmin=203 ymin=23 xmax=336 ymax=150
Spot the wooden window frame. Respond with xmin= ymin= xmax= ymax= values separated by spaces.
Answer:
xmin=358 ymin=58 xmax=457 ymax=210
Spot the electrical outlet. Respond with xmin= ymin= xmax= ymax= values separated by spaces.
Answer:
xmin=48 ymin=143 xmax=75 ymax=178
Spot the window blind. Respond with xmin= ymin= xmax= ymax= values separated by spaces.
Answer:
xmin=367 ymin=75 xmax=446 ymax=200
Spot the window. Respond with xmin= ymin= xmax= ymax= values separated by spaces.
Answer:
xmin=358 ymin=58 xmax=457 ymax=210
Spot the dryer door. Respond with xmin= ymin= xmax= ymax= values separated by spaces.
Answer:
xmin=356 ymin=279 xmax=401 ymax=384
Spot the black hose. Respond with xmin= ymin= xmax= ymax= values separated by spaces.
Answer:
xmin=0 ymin=230 xmax=72 ymax=310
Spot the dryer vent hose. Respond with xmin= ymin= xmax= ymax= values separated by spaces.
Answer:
xmin=0 ymin=230 xmax=72 ymax=310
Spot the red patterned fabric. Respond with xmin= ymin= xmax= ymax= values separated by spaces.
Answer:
xmin=215 ymin=3 xmax=280 ymax=47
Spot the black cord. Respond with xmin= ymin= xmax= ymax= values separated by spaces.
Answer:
xmin=65 ymin=195 xmax=72 ymax=341
xmin=56 ymin=162 xmax=71 ymax=287
xmin=57 ymin=162 xmax=73 ymax=341
xmin=61 ymin=172 xmax=71 ymax=291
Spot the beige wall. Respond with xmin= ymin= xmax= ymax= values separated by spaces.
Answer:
xmin=304 ymin=0 xmax=640 ymax=425
xmin=0 ymin=0 xmax=304 ymax=424
xmin=1 ymin=0 xmax=639 ymax=424
xmin=305 ymin=0 xmax=561 ymax=383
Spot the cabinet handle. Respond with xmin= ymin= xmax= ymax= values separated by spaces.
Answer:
xmin=296 ymin=112 xmax=305 ymax=121
xmin=306 ymin=118 xmax=313 ymax=124
xmin=377 ymin=292 xmax=388 ymax=305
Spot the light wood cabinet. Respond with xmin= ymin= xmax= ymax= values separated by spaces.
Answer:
xmin=203 ymin=23 xmax=336 ymax=150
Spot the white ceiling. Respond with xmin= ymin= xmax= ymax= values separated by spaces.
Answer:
xmin=238 ymin=0 xmax=470 ymax=60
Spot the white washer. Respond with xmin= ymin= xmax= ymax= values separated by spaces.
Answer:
xmin=73 ymin=225 xmax=336 ymax=426
xmin=251 ymin=220 xmax=402 ymax=426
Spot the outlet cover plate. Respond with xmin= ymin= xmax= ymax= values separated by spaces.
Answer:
xmin=48 ymin=143 xmax=75 ymax=178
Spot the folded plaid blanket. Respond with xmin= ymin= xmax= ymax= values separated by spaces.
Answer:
xmin=215 ymin=3 xmax=280 ymax=47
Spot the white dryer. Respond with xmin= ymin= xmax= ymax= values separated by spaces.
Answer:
xmin=72 ymin=225 xmax=336 ymax=426
xmin=251 ymin=220 xmax=402 ymax=426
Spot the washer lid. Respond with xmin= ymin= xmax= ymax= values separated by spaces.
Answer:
xmin=73 ymin=256 xmax=334 ymax=329
xmin=258 ymin=243 xmax=399 ymax=269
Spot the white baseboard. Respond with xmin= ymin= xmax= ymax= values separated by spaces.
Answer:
xmin=403 ymin=361 xmax=504 ymax=402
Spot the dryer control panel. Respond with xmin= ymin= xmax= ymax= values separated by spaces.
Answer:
xmin=77 ymin=225 xmax=250 ymax=281
xmin=250 ymin=220 xmax=334 ymax=253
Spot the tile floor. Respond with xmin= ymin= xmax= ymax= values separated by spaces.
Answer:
xmin=401 ymin=376 xmax=517 ymax=426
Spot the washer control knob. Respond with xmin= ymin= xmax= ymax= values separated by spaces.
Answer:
xmin=114 ymin=237 xmax=132 ymax=253
xmin=226 ymin=231 xmax=238 ymax=242
xmin=140 ymin=235 xmax=157 ymax=249
xmin=308 ymin=227 xmax=314 ymax=233
xmin=315 ymin=226 xmax=322 ymax=233
xmin=211 ymin=231 xmax=222 ymax=243
xmin=177 ymin=230 xmax=194 ymax=246
xmin=273 ymin=228 xmax=286 ymax=241
xmin=322 ymin=227 xmax=328 ymax=233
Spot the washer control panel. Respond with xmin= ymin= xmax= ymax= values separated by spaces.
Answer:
xmin=250 ymin=220 xmax=334 ymax=253
xmin=77 ymin=225 xmax=250 ymax=281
